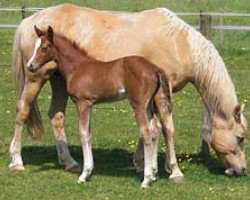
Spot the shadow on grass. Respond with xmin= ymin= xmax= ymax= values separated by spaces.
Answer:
xmin=173 ymin=153 xmax=224 ymax=175
xmin=21 ymin=145 xmax=224 ymax=178
xmin=22 ymin=145 xmax=135 ymax=177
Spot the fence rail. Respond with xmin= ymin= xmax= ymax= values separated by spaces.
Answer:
xmin=0 ymin=24 xmax=18 ymax=28
xmin=177 ymin=12 xmax=250 ymax=17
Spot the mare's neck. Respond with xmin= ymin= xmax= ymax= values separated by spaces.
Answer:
xmin=53 ymin=35 xmax=90 ymax=77
xmin=193 ymin=52 xmax=238 ymax=124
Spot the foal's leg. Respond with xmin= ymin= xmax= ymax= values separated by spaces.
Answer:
xmin=9 ymin=80 xmax=43 ymax=171
xmin=76 ymin=101 xmax=94 ymax=183
xmin=154 ymin=92 xmax=183 ymax=182
xmin=150 ymin=114 xmax=161 ymax=181
xmin=49 ymin=72 xmax=79 ymax=172
xmin=134 ymin=106 xmax=154 ymax=188
xmin=133 ymin=115 xmax=160 ymax=177
xmin=200 ymin=106 xmax=211 ymax=157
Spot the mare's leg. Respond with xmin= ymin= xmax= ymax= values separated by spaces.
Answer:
xmin=134 ymin=105 xmax=154 ymax=188
xmin=49 ymin=72 xmax=79 ymax=172
xmin=154 ymin=90 xmax=183 ymax=182
xmin=9 ymin=80 xmax=43 ymax=171
xmin=201 ymin=106 xmax=211 ymax=157
xmin=76 ymin=101 xmax=94 ymax=183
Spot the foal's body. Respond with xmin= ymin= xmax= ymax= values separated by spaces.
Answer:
xmin=62 ymin=55 xmax=157 ymax=104
xmin=28 ymin=26 xmax=182 ymax=188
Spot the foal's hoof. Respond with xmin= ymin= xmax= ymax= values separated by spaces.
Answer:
xmin=77 ymin=179 xmax=87 ymax=184
xmin=9 ymin=164 xmax=25 ymax=172
xmin=141 ymin=175 xmax=153 ymax=189
xmin=65 ymin=164 xmax=82 ymax=174
xmin=141 ymin=181 xmax=151 ymax=189
xmin=78 ymin=175 xmax=88 ymax=183
xmin=152 ymin=175 xmax=157 ymax=182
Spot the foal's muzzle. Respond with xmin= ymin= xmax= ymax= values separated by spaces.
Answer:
xmin=27 ymin=63 xmax=39 ymax=73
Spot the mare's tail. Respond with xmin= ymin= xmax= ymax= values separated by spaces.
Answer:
xmin=12 ymin=27 xmax=44 ymax=139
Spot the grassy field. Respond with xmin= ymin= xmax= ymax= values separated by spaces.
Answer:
xmin=0 ymin=0 xmax=250 ymax=199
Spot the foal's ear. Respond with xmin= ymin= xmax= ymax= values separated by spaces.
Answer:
xmin=34 ymin=25 xmax=44 ymax=37
xmin=47 ymin=26 xmax=54 ymax=44
xmin=233 ymin=103 xmax=245 ymax=123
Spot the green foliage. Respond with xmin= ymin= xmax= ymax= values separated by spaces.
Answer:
xmin=0 ymin=1 xmax=249 ymax=199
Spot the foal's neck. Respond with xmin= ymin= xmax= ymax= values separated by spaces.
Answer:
xmin=53 ymin=35 xmax=91 ymax=76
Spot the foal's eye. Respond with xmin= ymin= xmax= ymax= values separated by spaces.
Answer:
xmin=41 ymin=47 xmax=47 ymax=53
xmin=236 ymin=136 xmax=244 ymax=144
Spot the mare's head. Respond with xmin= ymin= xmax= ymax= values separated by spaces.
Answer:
xmin=27 ymin=26 xmax=55 ymax=73
xmin=211 ymin=104 xmax=248 ymax=177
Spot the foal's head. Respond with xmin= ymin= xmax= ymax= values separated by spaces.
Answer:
xmin=27 ymin=26 xmax=55 ymax=72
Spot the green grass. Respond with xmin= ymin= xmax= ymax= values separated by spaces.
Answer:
xmin=0 ymin=1 xmax=250 ymax=200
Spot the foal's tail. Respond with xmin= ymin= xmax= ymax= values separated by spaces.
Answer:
xmin=156 ymin=69 xmax=172 ymax=113
xmin=12 ymin=27 xmax=44 ymax=139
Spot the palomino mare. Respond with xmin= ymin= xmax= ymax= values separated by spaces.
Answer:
xmin=27 ymin=25 xmax=181 ymax=188
xmin=10 ymin=4 xmax=247 ymax=178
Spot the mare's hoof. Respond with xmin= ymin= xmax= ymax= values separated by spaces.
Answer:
xmin=9 ymin=164 xmax=25 ymax=172
xmin=65 ymin=164 xmax=82 ymax=174
xmin=169 ymin=175 xmax=184 ymax=183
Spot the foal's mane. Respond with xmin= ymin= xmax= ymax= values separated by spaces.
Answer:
xmin=54 ymin=33 xmax=91 ymax=59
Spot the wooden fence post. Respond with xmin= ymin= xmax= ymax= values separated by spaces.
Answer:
xmin=199 ymin=11 xmax=212 ymax=40
xmin=21 ymin=6 xmax=26 ymax=20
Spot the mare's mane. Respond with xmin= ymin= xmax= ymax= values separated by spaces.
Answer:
xmin=157 ymin=8 xmax=238 ymax=120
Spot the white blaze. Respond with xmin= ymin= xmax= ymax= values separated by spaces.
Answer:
xmin=27 ymin=38 xmax=42 ymax=67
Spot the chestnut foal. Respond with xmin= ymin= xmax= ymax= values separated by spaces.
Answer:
xmin=27 ymin=26 xmax=180 ymax=188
